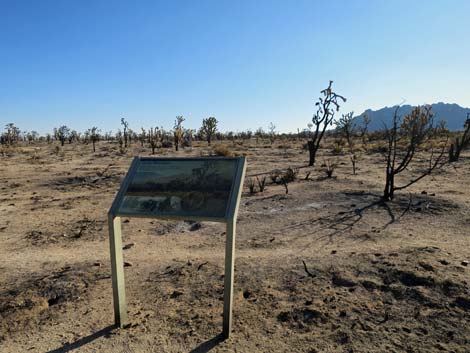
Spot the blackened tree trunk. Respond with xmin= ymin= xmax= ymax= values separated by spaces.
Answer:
xmin=308 ymin=141 xmax=317 ymax=167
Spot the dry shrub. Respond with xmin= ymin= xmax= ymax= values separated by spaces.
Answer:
xmin=0 ymin=144 xmax=15 ymax=157
xmin=212 ymin=144 xmax=233 ymax=157
xmin=322 ymin=159 xmax=337 ymax=178
xmin=367 ymin=142 xmax=387 ymax=154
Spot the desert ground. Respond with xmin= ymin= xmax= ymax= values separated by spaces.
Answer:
xmin=1 ymin=139 xmax=470 ymax=353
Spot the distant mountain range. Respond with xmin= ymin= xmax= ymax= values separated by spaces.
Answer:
xmin=353 ymin=103 xmax=470 ymax=131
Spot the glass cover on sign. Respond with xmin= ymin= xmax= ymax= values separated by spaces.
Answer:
xmin=116 ymin=158 xmax=239 ymax=219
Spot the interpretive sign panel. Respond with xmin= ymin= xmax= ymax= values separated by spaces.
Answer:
xmin=112 ymin=158 xmax=240 ymax=220
xmin=108 ymin=156 xmax=246 ymax=340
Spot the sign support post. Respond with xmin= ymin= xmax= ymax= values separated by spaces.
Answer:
xmin=108 ymin=214 xmax=127 ymax=327
xmin=223 ymin=218 xmax=236 ymax=338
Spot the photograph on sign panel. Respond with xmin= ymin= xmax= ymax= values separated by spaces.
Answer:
xmin=117 ymin=159 xmax=238 ymax=218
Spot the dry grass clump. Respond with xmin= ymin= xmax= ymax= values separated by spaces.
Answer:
xmin=212 ymin=144 xmax=233 ymax=157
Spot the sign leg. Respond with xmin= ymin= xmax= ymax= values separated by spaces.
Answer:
xmin=223 ymin=218 xmax=236 ymax=339
xmin=108 ymin=214 xmax=127 ymax=327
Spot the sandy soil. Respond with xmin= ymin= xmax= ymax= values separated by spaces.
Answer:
xmin=1 ymin=140 xmax=470 ymax=353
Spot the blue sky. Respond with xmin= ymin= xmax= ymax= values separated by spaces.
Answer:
xmin=1 ymin=0 xmax=469 ymax=134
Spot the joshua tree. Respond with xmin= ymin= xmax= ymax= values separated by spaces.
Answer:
xmin=149 ymin=127 xmax=159 ymax=154
xmin=121 ymin=118 xmax=129 ymax=147
xmin=183 ymin=128 xmax=194 ymax=147
xmin=201 ymin=117 xmax=218 ymax=145
xmin=174 ymin=116 xmax=185 ymax=151
xmin=87 ymin=127 xmax=101 ymax=152
xmin=268 ymin=122 xmax=276 ymax=144
xmin=337 ymin=111 xmax=358 ymax=174
xmin=360 ymin=113 xmax=371 ymax=151
xmin=139 ymin=128 xmax=146 ymax=147
xmin=55 ymin=125 xmax=71 ymax=146
xmin=307 ymin=81 xmax=346 ymax=166
xmin=2 ymin=123 xmax=20 ymax=145
xmin=382 ymin=106 xmax=448 ymax=201
xmin=26 ymin=131 xmax=38 ymax=144
xmin=255 ymin=127 xmax=264 ymax=144
xmin=116 ymin=130 xmax=126 ymax=153
xmin=448 ymin=113 xmax=470 ymax=162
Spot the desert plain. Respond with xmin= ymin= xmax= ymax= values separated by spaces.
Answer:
xmin=1 ymin=139 xmax=470 ymax=353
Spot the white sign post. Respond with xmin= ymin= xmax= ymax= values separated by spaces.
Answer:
xmin=108 ymin=157 xmax=246 ymax=339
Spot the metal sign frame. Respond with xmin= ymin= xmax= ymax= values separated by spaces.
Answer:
xmin=108 ymin=156 xmax=246 ymax=339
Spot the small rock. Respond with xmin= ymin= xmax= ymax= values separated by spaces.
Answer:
xmin=421 ymin=190 xmax=427 ymax=195
xmin=243 ymin=290 xmax=252 ymax=299
xmin=93 ymin=262 xmax=102 ymax=267
xmin=331 ymin=250 xmax=337 ymax=255
xmin=332 ymin=273 xmax=357 ymax=287
xmin=454 ymin=297 xmax=470 ymax=310
xmin=170 ymin=290 xmax=183 ymax=299
xmin=188 ymin=222 xmax=202 ymax=231
xmin=123 ymin=243 xmax=135 ymax=250
xmin=439 ymin=259 xmax=450 ymax=265
xmin=124 ymin=261 xmax=133 ymax=267
xmin=461 ymin=261 xmax=469 ymax=267
xmin=419 ymin=262 xmax=434 ymax=271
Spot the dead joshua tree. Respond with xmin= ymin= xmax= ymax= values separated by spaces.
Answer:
xmin=448 ymin=113 xmax=470 ymax=162
xmin=382 ymin=105 xmax=448 ymax=201
xmin=201 ymin=117 xmax=218 ymax=145
xmin=268 ymin=122 xmax=276 ymax=145
xmin=360 ymin=113 xmax=371 ymax=151
xmin=174 ymin=116 xmax=185 ymax=151
xmin=307 ymin=81 xmax=346 ymax=166
xmin=337 ymin=111 xmax=358 ymax=174
xmin=121 ymin=118 xmax=129 ymax=148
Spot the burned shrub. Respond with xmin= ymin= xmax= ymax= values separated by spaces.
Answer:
xmin=247 ymin=178 xmax=257 ymax=195
xmin=257 ymin=176 xmax=267 ymax=192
